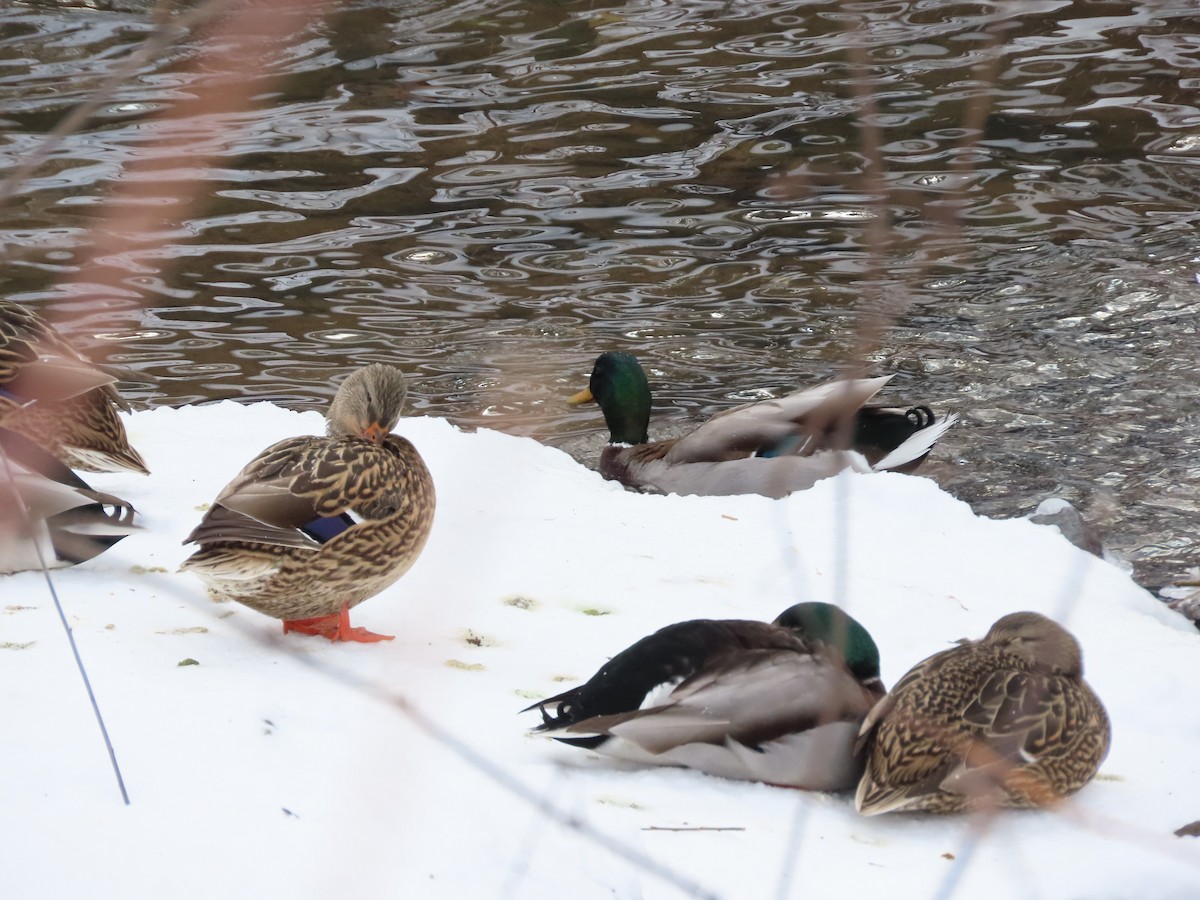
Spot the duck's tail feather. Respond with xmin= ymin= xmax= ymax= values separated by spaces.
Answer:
xmin=871 ymin=412 xmax=958 ymax=472
xmin=47 ymin=491 xmax=140 ymax=564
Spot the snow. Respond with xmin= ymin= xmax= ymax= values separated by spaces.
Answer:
xmin=4 ymin=401 xmax=1199 ymax=899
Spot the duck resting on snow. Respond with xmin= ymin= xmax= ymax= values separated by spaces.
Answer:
xmin=180 ymin=364 xmax=435 ymax=643
xmin=525 ymin=602 xmax=885 ymax=790
xmin=854 ymin=611 xmax=1111 ymax=815
xmin=0 ymin=298 xmax=149 ymax=475
xmin=570 ymin=351 xmax=955 ymax=498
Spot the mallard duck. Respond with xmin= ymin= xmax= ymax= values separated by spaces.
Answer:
xmin=525 ymin=602 xmax=885 ymax=790
xmin=0 ymin=299 xmax=149 ymax=475
xmin=180 ymin=364 xmax=435 ymax=643
xmin=854 ymin=611 xmax=1111 ymax=815
xmin=0 ymin=426 xmax=138 ymax=574
xmin=569 ymin=351 xmax=954 ymax=498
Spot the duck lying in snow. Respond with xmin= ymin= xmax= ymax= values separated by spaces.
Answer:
xmin=855 ymin=611 xmax=1111 ymax=815
xmin=525 ymin=602 xmax=884 ymax=790
xmin=569 ymin=351 xmax=955 ymax=498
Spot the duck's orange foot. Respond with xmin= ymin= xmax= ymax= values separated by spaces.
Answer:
xmin=282 ymin=605 xmax=394 ymax=643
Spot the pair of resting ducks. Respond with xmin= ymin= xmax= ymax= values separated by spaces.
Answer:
xmin=1 ymin=301 xmax=1110 ymax=812
xmin=528 ymin=604 xmax=1111 ymax=815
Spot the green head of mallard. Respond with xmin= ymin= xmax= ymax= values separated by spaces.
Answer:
xmin=570 ymin=351 xmax=652 ymax=445
xmin=773 ymin=601 xmax=882 ymax=687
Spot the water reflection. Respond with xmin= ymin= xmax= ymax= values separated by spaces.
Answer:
xmin=1 ymin=0 xmax=1198 ymax=590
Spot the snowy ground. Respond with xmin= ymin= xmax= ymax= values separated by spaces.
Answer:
xmin=4 ymin=401 xmax=1199 ymax=899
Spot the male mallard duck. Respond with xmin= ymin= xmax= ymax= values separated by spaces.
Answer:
xmin=854 ymin=611 xmax=1111 ymax=815
xmin=0 ymin=299 xmax=149 ymax=475
xmin=180 ymin=364 xmax=435 ymax=643
xmin=0 ymin=426 xmax=138 ymax=574
xmin=525 ymin=602 xmax=885 ymax=790
xmin=569 ymin=351 xmax=954 ymax=498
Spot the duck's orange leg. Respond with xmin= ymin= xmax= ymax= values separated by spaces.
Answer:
xmin=283 ymin=603 xmax=394 ymax=643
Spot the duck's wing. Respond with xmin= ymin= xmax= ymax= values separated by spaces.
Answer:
xmin=0 ymin=302 xmax=147 ymax=476
xmin=853 ymin=646 xmax=965 ymax=814
xmin=183 ymin=436 xmax=405 ymax=551
xmin=663 ymin=376 xmax=893 ymax=464
xmin=541 ymin=648 xmax=876 ymax=789
xmin=0 ymin=302 xmax=120 ymax=406
xmin=625 ymin=412 xmax=956 ymax=498
xmin=935 ymin=667 xmax=1110 ymax=804
xmin=547 ymin=649 xmax=872 ymax=753
xmin=0 ymin=427 xmax=138 ymax=572
xmin=524 ymin=619 xmax=801 ymax=732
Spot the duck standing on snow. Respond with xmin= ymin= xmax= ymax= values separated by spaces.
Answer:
xmin=854 ymin=611 xmax=1111 ymax=815
xmin=0 ymin=299 xmax=149 ymax=475
xmin=569 ymin=351 xmax=954 ymax=498
xmin=525 ymin=602 xmax=885 ymax=790
xmin=0 ymin=426 xmax=138 ymax=574
xmin=180 ymin=364 xmax=435 ymax=643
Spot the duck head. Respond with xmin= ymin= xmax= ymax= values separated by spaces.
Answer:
xmin=570 ymin=352 xmax=651 ymax=445
xmin=327 ymin=364 xmax=408 ymax=444
xmin=773 ymin=601 xmax=883 ymax=690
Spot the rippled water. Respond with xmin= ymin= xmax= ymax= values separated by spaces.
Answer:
xmin=1 ymin=0 xmax=1198 ymax=589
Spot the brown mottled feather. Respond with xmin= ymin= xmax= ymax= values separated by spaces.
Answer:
xmin=855 ymin=611 xmax=1110 ymax=815
xmin=0 ymin=300 xmax=148 ymax=474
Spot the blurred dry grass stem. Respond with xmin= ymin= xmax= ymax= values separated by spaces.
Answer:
xmin=0 ymin=0 xmax=340 ymax=323
xmin=808 ymin=20 xmax=1005 ymax=458
xmin=0 ymin=0 xmax=341 ymax=814
xmin=840 ymin=20 xmax=1006 ymax=365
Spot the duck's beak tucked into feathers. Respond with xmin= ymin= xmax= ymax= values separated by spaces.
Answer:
xmin=179 ymin=362 xmax=435 ymax=644
xmin=853 ymin=611 xmax=1110 ymax=815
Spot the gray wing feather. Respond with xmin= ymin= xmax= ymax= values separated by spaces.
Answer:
xmin=561 ymin=651 xmax=870 ymax=753
xmin=664 ymin=376 xmax=892 ymax=464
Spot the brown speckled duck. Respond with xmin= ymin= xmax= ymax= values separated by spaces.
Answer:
xmin=854 ymin=611 xmax=1111 ymax=815
xmin=180 ymin=364 xmax=435 ymax=643
xmin=570 ymin=352 xmax=954 ymax=499
xmin=0 ymin=299 xmax=148 ymax=475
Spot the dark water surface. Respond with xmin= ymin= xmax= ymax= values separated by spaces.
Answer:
xmin=2 ymin=0 xmax=1198 ymax=590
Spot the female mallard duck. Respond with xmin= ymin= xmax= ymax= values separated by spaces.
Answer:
xmin=854 ymin=611 xmax=1111 ymax=815
xmin=0 ymin=426 xmax=138 ymax=574
xmin=0 ymin=299 xmax=148 ymax=475
xmin=180 ymin=364 xmax=435 ymax=643
xmin=525 ymin=602 xmax=885 ymax=790
xmin=570 ymin=351 xmax=954 ymax=499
